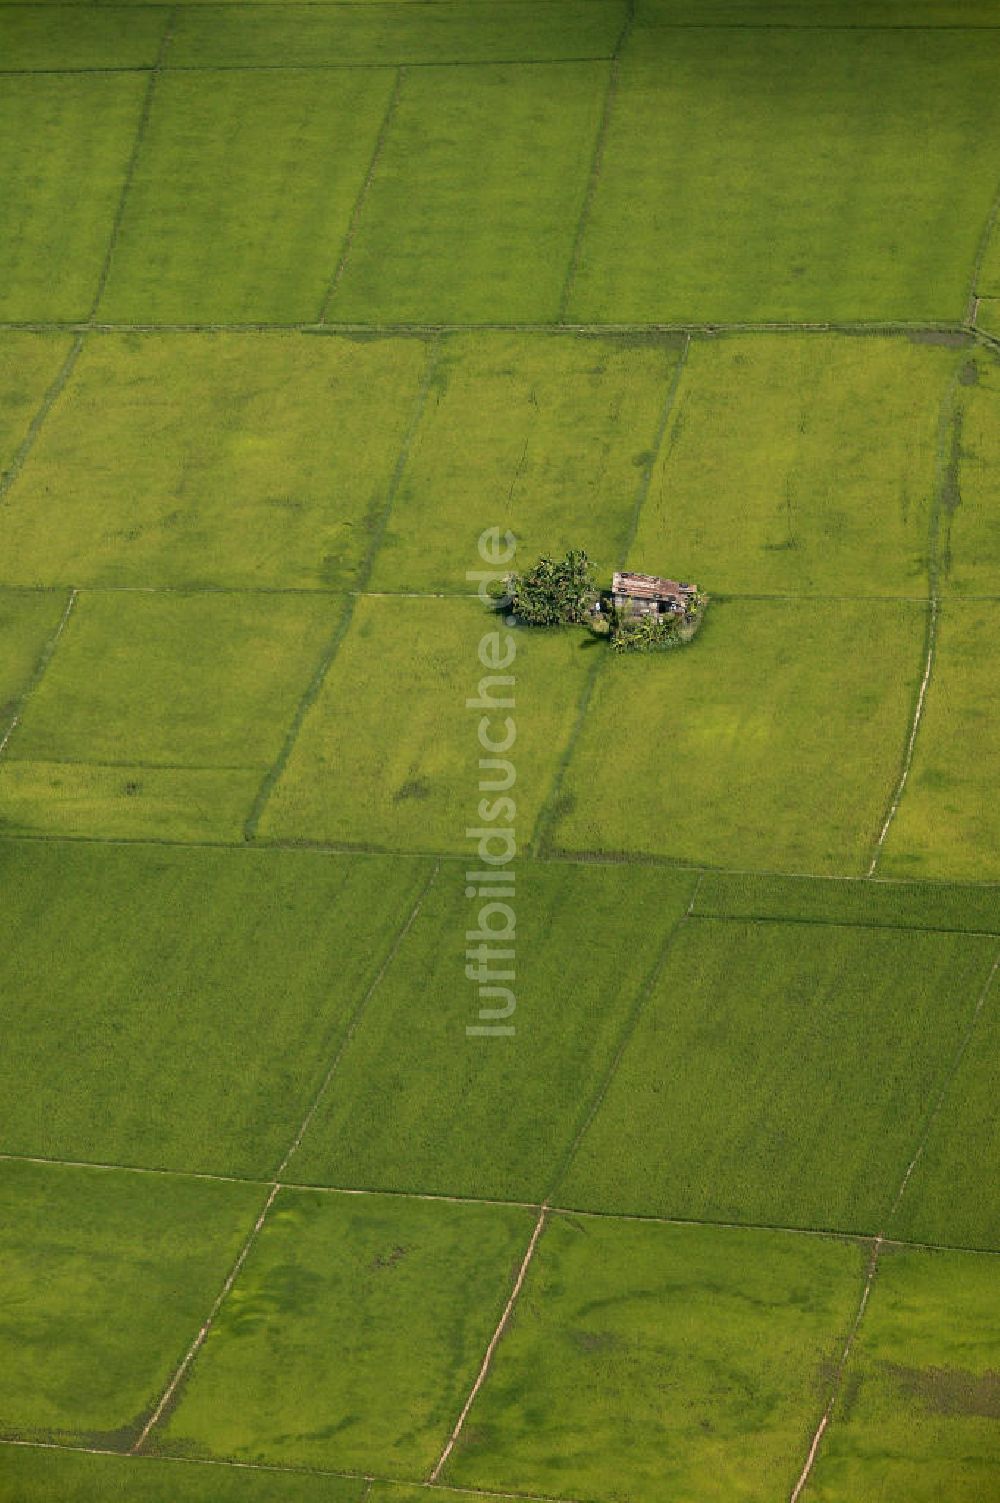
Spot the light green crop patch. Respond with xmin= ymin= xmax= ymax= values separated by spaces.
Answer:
xmin=0 ymin=761 xmax=262 ymax=843
xmin=97 ymin=70 xmax=398 ymax=324
xmin=881 ymin=602 xmax=1000 ymax=880
xmin=444 ymin=1216 xmax=865 ymax=1503
xmin=548 ymin=598 xmax=925 ymax=874
xmin=889 ymin=965 xmax=1000 ymax=1253
xmin=327 ymin=63 xmax=608 ymax=324
xmin=0 ymin=1158 xmax=265 ymax=1443
xmin=0 ymin=587 xmax=69 ymax=722
xmin=0 ymin=333 xmax=430 ymax=591
xmin=808 ymin=1246 xmax=1000 ymax=1503
xmin=0 ymin=590 xmax=337 ymax=840
xmin=286 ymin=863 xmax=697 ymax=1203
xmin=937 ymin=352 xmax=1000 ymax=596
xmin=0 ymin=75 xmax=146 ymax=322
xmin=558 ymin=918 xmax=995 ymax=1232
xmin=170 ymin=2 xmax=625 ymax=67
xmin=260 ymin=595 xmax=593 ymax=853
xmin=0 ymin=8 xmax=167 ymax=69
xmin=0 ymin=840 xmax=430 ymax=1178
xmin=370 ymin=331 xmax=683 ymax=592
xmin=0 ymin=333 xmax=77 ymax=473
xmin=568 ymin=26 xmax=1000 ymax=323
xmin=0 ymin=1449 xmax=366 ymax=1503
xmin=979 ymin=209 xmax=1000 ymax=298
xmin=160 ymin=1190 xmax=537 ymax=1475
xmin=631 ymin=334 xmax=956 ymax=596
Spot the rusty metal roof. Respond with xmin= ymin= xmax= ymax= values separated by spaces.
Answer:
xmin=612 ymin=571 xmax=696 ymax=601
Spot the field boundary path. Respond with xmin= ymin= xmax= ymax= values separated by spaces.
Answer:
xmin=1 ymin=1436 xmax=587 ymax=1503
xmin=0 ymin=335 xmax=84 ymax=506
xmin=787 ymin=944 xmax=1000 ymax=1501
xmin=7 ymin=824 xmax=1000 ymax=891
xmin=427 ymin=873 xmax=705 ymax=1485
xmin=0 ymin=57 xmax=621 ymax=79
xmin=318 ymin=65 xmax=407 ymax=322
xmin=88 ymin=9 xmax=178 ymax=321
xmin=428 ymin=1205 xmax=550 ymax=1484
xmin=866 ymin=362 xmax=965 ymax=875
xmin=242 ymin=333 xmax=443 ymax=839
xmin=4 ymin=582 xmax=978 ymax=604
xmin=4 ymin=1147 xmax=1000 ymax=1261
xmin=0 ymin=587 xmax=78 ymax=759
xmin=531 ymin=334 xmax=690 ymax=855
xmin=866 ymin=596 xmax=938 ymax=876
xmin=128 ymin=861 xmax=441 ymax=1454
xmin=557 ymin=1 xmax=635 ymax=321
xmin=545 ymin=873 xmax=704 ymax=1199
xmin=965 ymin=170 xmax=1000 ymax=326
xmin=0 ymin=318 xmax=982 ymax=336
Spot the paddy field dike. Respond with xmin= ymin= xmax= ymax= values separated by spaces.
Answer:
xmin=1 ymin=2 xmax=999 ymax=1500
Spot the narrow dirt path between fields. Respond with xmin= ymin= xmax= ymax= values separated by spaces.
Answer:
xmin=0 ymin=587 xmax=78 ymax=758
xmin=88 ymin=10 xmax=177 ymax=321
xmin=128 ymin=862 xmax=440 ymax=1453
xmin=428 ymin=1205 xmax=550 ymax=1484
xmin=866 ymin=357 xmax=968 ymax=876
xmin=787 ymin=945 xmax=1000 ymax=1501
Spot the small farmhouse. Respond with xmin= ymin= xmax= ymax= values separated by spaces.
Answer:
xmin=611 ymin=571 xmax=699 ymax=618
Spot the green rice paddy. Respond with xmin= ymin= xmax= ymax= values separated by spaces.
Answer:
xmin=1 ymin=1 xmax=999 ymax=1499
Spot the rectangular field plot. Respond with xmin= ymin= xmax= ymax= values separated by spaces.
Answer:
xmin=0 ymin=1450 xmax=365 ymax=1503
xmin=558 ymin=919 xmax=995 ymax=1233
xmin=98 ymin=71 xmax=396 ymax=323
xmin=260 ymin=596 xmax=593 ymax=853
xmin=368 ymin=1491 xmax=477 ymax=1503
xmin=0 ymin=76 xmax=145 ymax=322
xmin=0 ymin=840 xmax=428 ymax=1176
xmin=638 ymin=0 xmax=1000 ymax=18
xmin=880 ymin=603 xmax=1000 ymax=880
xmin=327 ymin=64 xmax=607 ymax=323
xmin=889 ymin=970 xmax=1000 ymax=1252
xmin=807 ymin=1247 xmax=1000 ymax=1503
xmin=547 ymin=599 xmax=924 ymax=874
xmin=630 ymin=335 xmax=954 ymax=596
xmin=370 ymin=332 xmax=682 ymax=593
xmin=0 ymin=588 xmax=69 ymax=726
xmin=171 ymin=2 xmax=624 ymax=67
xmin=0 ymin=762 xmax=263 ymax=844
xmin=0 ymin=333 xmax=430 ymax=591
xmin=980 ymin=212 xmax=1000 ymax=298
xmin=568 ymin=27 xmax=1000 ymax=323
xmin=0 ymin=590 xmax=337 ymax=841
xmin=444 ymin=1216 xmax=864 ymax=1503
xmin=0 ymin=7 xmax=166 ymax=69
xmin=695 ymin=870 xmax=1000 ymax=937
xmin=286 ymin=863 xmax=697 ymax=1202
xmin=160 ymin=1190 xmax=536 ymax=1475
xmin=0 ymin=334 xmax=77 ymax=473
xmin=937 ymin=351 xmax=1000 ymax=596
xmin=0 ymin=1158 xmax=263 ymax=1445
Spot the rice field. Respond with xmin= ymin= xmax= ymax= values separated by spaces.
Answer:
xmin=1 ymin=2 xmax=999 ymax=1500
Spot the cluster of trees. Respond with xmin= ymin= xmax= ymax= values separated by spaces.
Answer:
xmin=502 ymin=548 xmax=597 ymax=627
xmin=608 ymin=604 xmax=691 ymax=653
xmin=496 ymin=549 xmax=706 ymax=653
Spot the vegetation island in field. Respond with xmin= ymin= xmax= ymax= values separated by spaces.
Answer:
xmin=500 ymin=548 xmax=708 ymax=653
